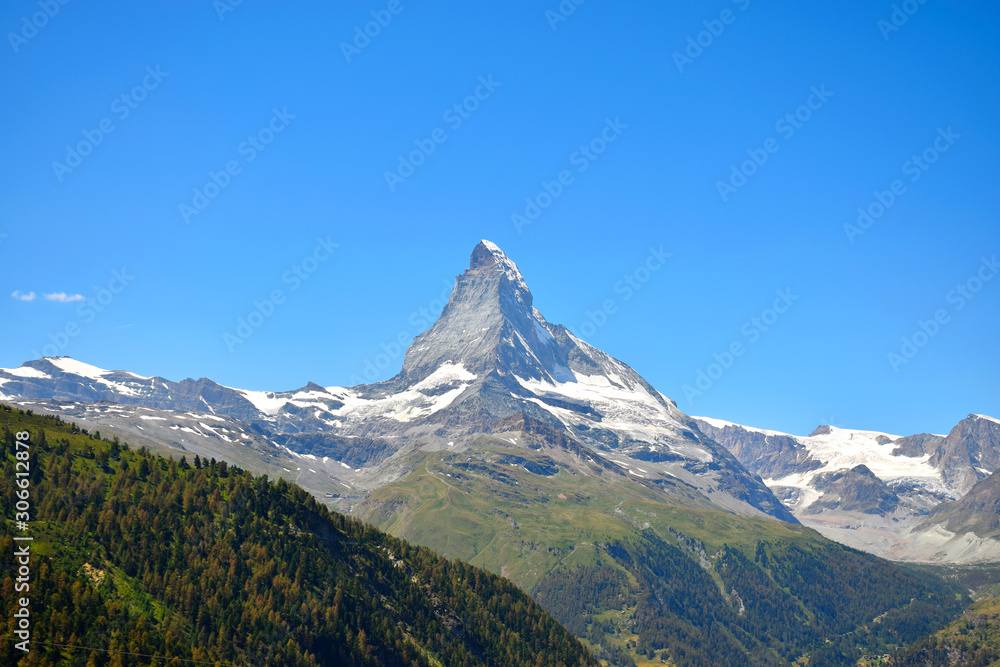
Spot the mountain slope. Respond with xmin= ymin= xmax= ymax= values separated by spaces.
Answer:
xmin=805 ymin=464 xmax=901 ymax=515
xmin=0 ymin=405 xmax=596 ymax=667
xmin=921 ymin=469 xmax=1000 ymax=539
xmin=890 ymin=596 xmax=1000 ymax=666
xmin=356 ymin=413 xmax=969 ymax=666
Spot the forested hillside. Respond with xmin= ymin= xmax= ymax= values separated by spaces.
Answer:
xmin=890 ymin=595 xmax=1000 ymax=666
xmin=0 ymin=405 xmax=596 ymax=666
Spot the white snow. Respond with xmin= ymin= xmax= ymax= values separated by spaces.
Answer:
xmin=710 ymin=422 xmax=953 ymax=508
xmin=697 ymin=416 xmax=952 ymax=504
xmin=515 ymin=370 xmax=689 ymax=448
xmin=40 ymin=357 xmax=147 ymax=396
xmin=47 ymin=357 xmax=111 ymax=379
xmin=198 ymin=414 xmax=226 ymax=422
xmin=3 ymin=366 xmax=51 ymax=379
xmin=533 ymin=318 xmax=556 ymax=345
xmin=973 ymin=414 xmax=1000 ymax=425
xmin=237 ymin=389 xmax=290 ymax=416
xmin=139 ymin=415 xmax=167 ymax=421
xmin=107 ymin=382 xmax=140 ymax=396
xmin=327 ymin=363 xmax=476 ymax=423
xmin=478 ymin=240 xmax=530 ymax=294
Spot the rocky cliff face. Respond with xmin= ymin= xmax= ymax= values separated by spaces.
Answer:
xmin=922 ymin=469 xmax=1000 ymax=538
xmin=804 ymin=464 xmax=901 ymax=515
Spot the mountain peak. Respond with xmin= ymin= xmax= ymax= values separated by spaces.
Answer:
xmin=469 ymin=239 xmax=529 ymax=294
xmin=397 ymin=240 xmax=544 ymax=384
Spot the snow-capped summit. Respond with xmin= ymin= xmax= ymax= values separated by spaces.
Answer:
xmin=469 ymin=239 xmax=530 ymax=294
xmin=0 ymin=356 xmax=150 ymax=400
xmin=397 ymin=239 xmax=556 ymax=385
xmin=349 ymin=240 xmax=796 ymax=522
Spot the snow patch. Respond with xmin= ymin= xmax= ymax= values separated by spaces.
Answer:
xmin=329 ymin=363 xmax=476 ymax=423
xmin=515 ymin=371 xmax=689 ymax=449
xmin=46 ymin=357 xmax=111 ymax=379
xmin=972 ymin=414 xmax=1000 ymax=425
xmin=533 ymin=318 xmax=556 ymax=345
xmin=3 ymin=366 xmax=51 ymax=379
xmin=237 ymin=389 xmax=289 ymax=416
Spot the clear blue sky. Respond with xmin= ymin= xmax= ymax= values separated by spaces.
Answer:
xmin=2 ymin=0 xmax=997 ymax=437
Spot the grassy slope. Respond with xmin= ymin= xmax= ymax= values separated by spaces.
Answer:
xmin=360 ymin=440 xmax=810 ymax=592
xmin=358 ymin=436 xmax=968 ymax=666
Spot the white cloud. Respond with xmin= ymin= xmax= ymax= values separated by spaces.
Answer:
xmin=44 ymin=292 xmax=85 ymax=303
xmin=11 ymin=290 xmax=36 ymax=302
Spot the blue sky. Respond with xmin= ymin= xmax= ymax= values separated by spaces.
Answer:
xmin=2 ymin=0 xmax=997 ymax=437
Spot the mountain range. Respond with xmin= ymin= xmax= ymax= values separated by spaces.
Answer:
xmin=0 ymin=240 xmax=796 ymax=525
xmin=3 ymin=239 xmax=998 ymax=665
xmin=694 ymin=414 xmax=1000 ymax=563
